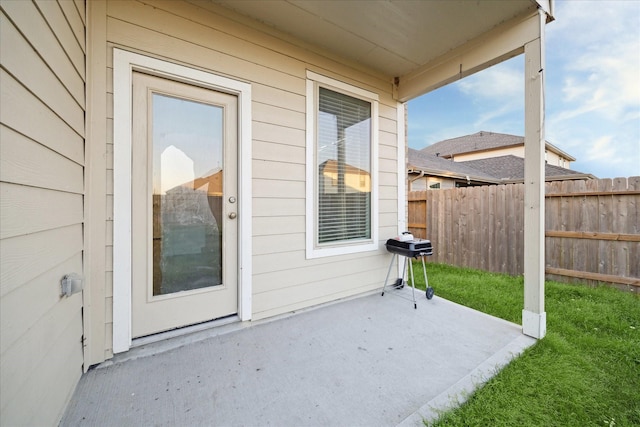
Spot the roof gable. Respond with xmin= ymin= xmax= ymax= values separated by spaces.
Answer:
xmin=421 ymin=131 xmax=576 ymax=161
xmin=421 ymin=131 xmax=522 ymax=158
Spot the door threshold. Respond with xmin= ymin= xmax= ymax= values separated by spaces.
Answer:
xmin=132 ymin=314 xmax=240 ymax=348
xmin=99 ymin=315 xmax=241 ymax=368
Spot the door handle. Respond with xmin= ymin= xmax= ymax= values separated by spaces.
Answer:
xmin=228 ymin=212 xmax=237 ymax=219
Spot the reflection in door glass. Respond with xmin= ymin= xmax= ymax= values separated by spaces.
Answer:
xmin=152 ymin=93 xmax=224 ymax=296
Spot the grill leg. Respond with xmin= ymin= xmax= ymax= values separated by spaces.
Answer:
xmin=408 ymin=257 xmax=417 ymax=309
xmin=421 ymin=256 xmax=429 ymax=289
xmin=421 ymin=255 xmax=435 ymax=300
xmin=381 ymin=253 xmax=397 ymax=296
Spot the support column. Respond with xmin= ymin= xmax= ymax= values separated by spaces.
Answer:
xmin=522 ymin=9 xmax=547 ymax=339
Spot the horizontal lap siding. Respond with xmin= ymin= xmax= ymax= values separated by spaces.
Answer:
xmin=251 ymin=89 xmax=398 ymax=317
xmin=0 ymin=1 xmax=85 ymax=425
xmin=103 ymin=0 xmax=398 ymax=325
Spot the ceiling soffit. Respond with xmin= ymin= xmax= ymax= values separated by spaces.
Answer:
xmin=212 ymin=0 xmax=540 ymax=79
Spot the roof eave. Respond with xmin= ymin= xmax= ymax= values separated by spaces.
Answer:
xmin=441 ymin=140 xmax=576 ymax=162
xmin=448 ymin=143 xmax=523 ymax=158
xmin=408 ymin=167 xmax=500 ymax=185
xmin=544 ymin=142 xmax=577 ymax=161
xmin=500 ymin=173 xmax=597 ymax=184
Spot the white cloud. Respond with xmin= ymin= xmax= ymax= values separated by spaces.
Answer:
xmin=583 ymin=135 xmax=618 ymax=163
xmin=550 ymin=1 xmax=640 ymax=125
xmin=573 ymin=134 xmax=640 ymax=178
xmin=545 ymin=0 xmax=640 ymax=178
xmin=472 ymin=104 xmax=519 ymax=129
xmin=456 ymin=60 xmax=522 ymax=101
xmin=560 ymin=49 xmax=640 ymax=123
xmin=454 ymin=59 xmax=524 ymax=131
xmin=548 ymin=0 xmax=639 ymax=46
xmin=422 ymin=124 xmax=479 ymax=147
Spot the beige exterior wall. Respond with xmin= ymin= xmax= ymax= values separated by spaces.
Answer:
xmin=88 ymin=0 xmax=400 ymax=360
xmin=453 ymin=146 xmax=525 ymax=161
xmin=545 ymin=150 xmax=571 ymax=168
xmin=0 ymin=0 xmax=86 ymax=425
xmin=409 ymin=176 xmax=457 ymax=191
xmin=454 ymin=146 xmax=572 ymax=169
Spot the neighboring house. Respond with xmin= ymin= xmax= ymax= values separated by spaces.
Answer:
xmin=409 ymin=148 xmax=501 ymax=190
xmin=408 ymin=131 xmax=595 ymax=190
xmin=424 ymin=131 xmax=576 ymax=168
xmin=0 ymin=1 xmax=556 ymax=424
xmin=319 ymin=159 xmax=371 ymax=194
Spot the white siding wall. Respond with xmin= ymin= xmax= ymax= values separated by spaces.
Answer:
xmin=409 ymin=176 xmax=457 ymax=191
xmin=0 ymin=0 xmax=85 ymax=425
xmin=545 ymin=150 xmax=571 ymax=168
xmin=94 ymin=0 xmax=399 ymax=356
xmin=453 ymin=146 xmax=525 ymax=161
xmin=454 ymin=146 xmax=572 ymax=169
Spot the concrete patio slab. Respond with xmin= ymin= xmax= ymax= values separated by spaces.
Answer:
xmin=61 ymin=288 xmax=536 ymax=426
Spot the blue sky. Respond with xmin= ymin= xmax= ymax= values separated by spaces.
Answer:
xmin=407 ymin=0 xmax=640 ymax=179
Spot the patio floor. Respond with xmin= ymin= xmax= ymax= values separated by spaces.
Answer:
xmin=61 ymin=287 xmax=536 ymax=426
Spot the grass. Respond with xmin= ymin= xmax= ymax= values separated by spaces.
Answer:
xmin=410 ymin=262 xmax=640 ymax=427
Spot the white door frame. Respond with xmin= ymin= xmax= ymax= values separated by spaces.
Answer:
xmin=112 ymin=49 xmax=252 ymax=353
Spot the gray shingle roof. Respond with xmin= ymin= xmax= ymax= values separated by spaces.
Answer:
xmin=421 ymin=131 xmax=521 ymax=157
xmin=408 ymin=149 xmax=593 ymax=183
xmin=459 ymin=155 xmax=589 ymax=181
xmin=408 ymin=148 xmax=498 ymax=182
xmin=421 ymin=131 xmax=576 ymax=161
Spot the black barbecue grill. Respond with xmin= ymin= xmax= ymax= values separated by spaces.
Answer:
xmin=385 ymin=238 xmax=433 ymax=258
xmin=382 ymin=234 xmax=435 ymax=308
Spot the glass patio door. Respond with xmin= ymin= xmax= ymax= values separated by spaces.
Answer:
xmin=131 ymin=72 xmax=238 ymax=338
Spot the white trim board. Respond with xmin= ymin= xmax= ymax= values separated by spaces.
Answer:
xmin=396 ymin=102 xmax=406 ymax=236
xmin=396 ymin=102 xmax=407 ymax=277
xmin=112 ymin=49 xmax=252 ymax=353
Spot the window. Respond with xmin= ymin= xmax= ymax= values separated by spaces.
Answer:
xmin=306 ymin=72 xmax=379 ymax=258
xmin=317 ymin=87 xmax=371 ymax=243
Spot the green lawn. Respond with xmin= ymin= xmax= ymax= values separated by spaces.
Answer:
xmin=410 ymin=262 xmax=640 ymax=427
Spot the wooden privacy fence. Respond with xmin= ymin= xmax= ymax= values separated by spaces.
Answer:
xmin=408 ymin=177 xmax=640 ymax=291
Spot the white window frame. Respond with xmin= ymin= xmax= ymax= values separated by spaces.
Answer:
xmin=112 ymin=49 xmax=252 ymax=353
xmin=305 ymin=71 xmax=379 ymax=259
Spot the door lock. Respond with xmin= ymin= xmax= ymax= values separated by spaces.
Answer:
xmin=228 ymin=212 xmax=237 ymax=219
xmin=229 ymin=196 xmax=236 ymax=203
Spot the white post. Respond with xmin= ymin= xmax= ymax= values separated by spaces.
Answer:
xmin=522 ymin=9 xmax=547 ymax=339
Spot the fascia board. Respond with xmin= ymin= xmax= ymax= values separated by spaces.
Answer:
xmin=544 ymin=141 xmax=576 ymax=161
xmin=408 ymin=167 xmax=500 ymax=184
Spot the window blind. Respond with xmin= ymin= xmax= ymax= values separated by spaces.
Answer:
xmin=317 ymin=87 xmax=372 ymax=243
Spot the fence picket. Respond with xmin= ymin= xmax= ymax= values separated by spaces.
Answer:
xmin=628 ymin=177 xmax=640 ymax=278
xmin=408 ymin=176 xmax=640 ymax=291
xmin=598 ymin=179 xmax=613 ymax=276
xmin=612 ymin=178 xmax=629 ymax=277
xmin=583 ymin=179 xmax=599 ymax=282
xmin=487 ymin=185 xmax=496 ymax=273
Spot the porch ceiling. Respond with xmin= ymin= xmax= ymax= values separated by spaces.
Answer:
xmin=212 ymin=0 xmax=540 ymax=80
